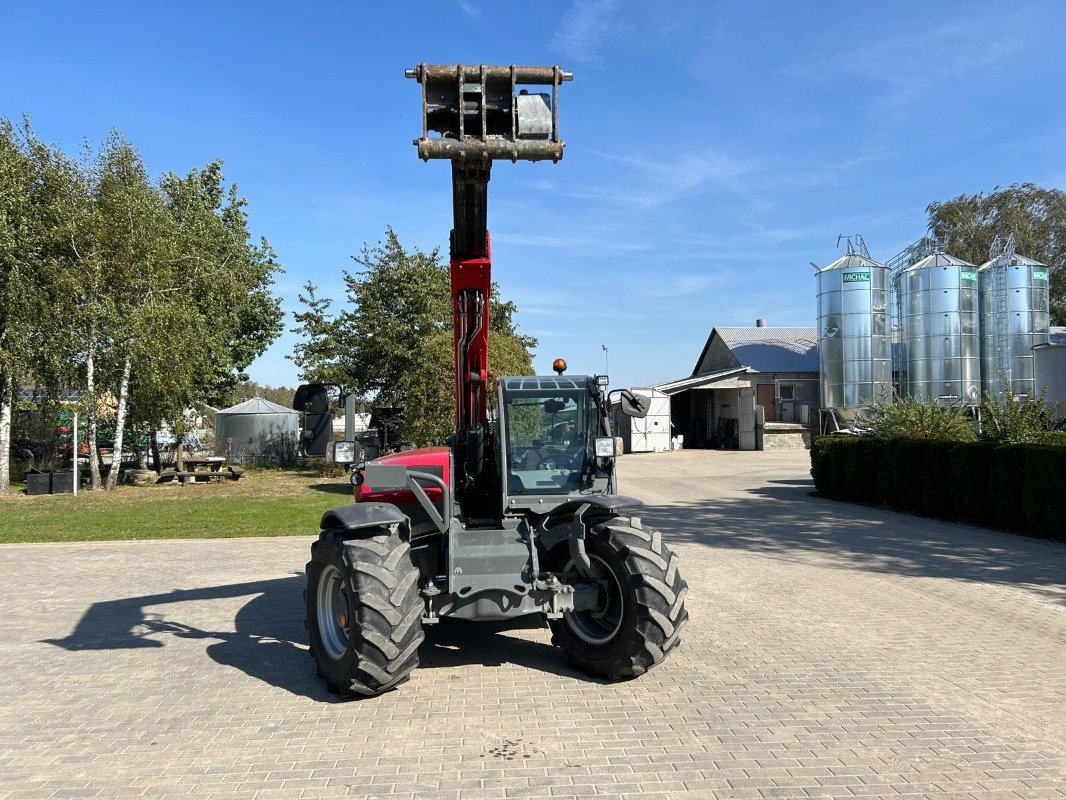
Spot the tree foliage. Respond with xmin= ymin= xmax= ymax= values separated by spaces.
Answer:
xmin=980 ymin=388 xmax=1058 ymax=444
xmin=863 ymin=395 xmax=977 ymax=442
xmin=290 ymin=228 xmax=537 ymax=445
xmin=0 ymin=117 xmax=284 ymax=492
xmin=927 ymin=183 xmax=1066 ymax=324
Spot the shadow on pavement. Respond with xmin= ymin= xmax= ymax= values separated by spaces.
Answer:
xmin=642 ymin=477 xmax=1066 ymax=604
xmin=44 ymin=575 xmax=584 ymax=698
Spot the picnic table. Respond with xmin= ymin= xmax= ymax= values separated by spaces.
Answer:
xmin=178 ymin=457 xmax=227 ymax=484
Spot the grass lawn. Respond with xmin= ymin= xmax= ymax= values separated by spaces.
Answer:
xmin=0 ymin=470 xmax=352 ymax=544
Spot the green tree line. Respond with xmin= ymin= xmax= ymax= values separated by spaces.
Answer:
xmin=0 ymin=118 xmax=283 ymax=493
xmin=289 ymin=228 xmax=537 ymax=445
xmin=927 ymin=182 xmax=1066 ymax=324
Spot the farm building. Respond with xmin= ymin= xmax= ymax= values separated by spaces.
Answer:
xmin=618 ymin=321 xmax=817 ymax=452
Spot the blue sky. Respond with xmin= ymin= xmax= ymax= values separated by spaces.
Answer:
xmin=5 ymin=1 xmax=1066 ymax=391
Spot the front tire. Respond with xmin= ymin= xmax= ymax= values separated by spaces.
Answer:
xmin=548 ymin=517 xmax=688 ymax=679
xmin=305 ymin=527 xmax=424 ymax=696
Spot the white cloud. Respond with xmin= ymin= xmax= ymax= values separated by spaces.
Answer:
xmin=552 ymin=0 xmax=624 ymax=64
xmin=787 ymin=15 xmax=1025 ymax=113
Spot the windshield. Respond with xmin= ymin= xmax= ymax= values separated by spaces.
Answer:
xmin=504 ymin=389 xmax=591 ymax=494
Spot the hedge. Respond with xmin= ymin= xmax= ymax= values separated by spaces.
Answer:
xmin=810 ymin=436 xmax=1065 ymax=539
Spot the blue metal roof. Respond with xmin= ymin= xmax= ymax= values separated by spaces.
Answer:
xmin=715 ymin=327 xmax=819 ymax=373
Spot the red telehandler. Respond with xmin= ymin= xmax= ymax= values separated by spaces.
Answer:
xmin=299 ymin=64 xmax=688 ymax=696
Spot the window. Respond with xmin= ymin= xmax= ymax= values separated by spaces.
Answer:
xmin=778 ymin=384 xmax=795 ymax=400
xmin=504 ymin=389 xmax=590 ymax=494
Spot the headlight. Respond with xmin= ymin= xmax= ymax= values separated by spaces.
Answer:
xmin=594 ymin=437 xmax=615 ymax=458
xmin=331 ymin=441 xmax=358 ymax=464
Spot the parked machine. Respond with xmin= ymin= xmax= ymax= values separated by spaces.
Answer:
xmin=300 ymin=64 xmax=688 ymax=697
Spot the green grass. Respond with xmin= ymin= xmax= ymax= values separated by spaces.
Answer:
xmin=0 ymin=469 xmax=352 ymax=544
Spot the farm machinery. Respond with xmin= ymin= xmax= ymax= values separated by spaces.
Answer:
xmin=299 ymin=64 xmax=688 ymax=696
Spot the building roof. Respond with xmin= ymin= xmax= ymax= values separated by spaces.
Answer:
xmin=709 ymin=327 xmax=819 ymax=373
xmin=18 ymin=387 xmax=82 ymax=403
xmin=216 ymin=397 xmax=297 ymax=416
xmin=902 ymin=251 xmax=976 ymax=272
xmin=1051 ymin=326 xmax=1066 ymax=345
xmin=978 ymin=252 xmax=1047 ymax=270
xmin=652 ymin=367 xmax=757 ymax=395
xmin=818 ymin=252 xmax=885 ymax=272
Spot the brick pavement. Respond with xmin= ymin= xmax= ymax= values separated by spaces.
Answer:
xmin=0 ymin=450 xmax=1062 ymax=799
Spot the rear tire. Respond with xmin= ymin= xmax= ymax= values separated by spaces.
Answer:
xmin=305 ymin=527 xmax=424 ymax=696
xmin=548 ymin=517 xmax=688 ymax=679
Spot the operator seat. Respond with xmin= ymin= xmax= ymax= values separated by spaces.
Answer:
xmin=520 ymin=440 xmax=547 ymax=470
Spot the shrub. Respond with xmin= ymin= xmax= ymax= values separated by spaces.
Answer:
xmin=990 ymin=444 xmax=1029 ymax=530
xmin=1022 ymin=446 xmax=1066 ymax=539
xmin=949 ymin=442 xmax=998 ymax=525
xmin=843 ymin=438 xmax=882 ymax=503
xmin=875 ymin=438 xmax=904 ymax=506
xmin=896 ymin=439 xmax=931 ymax=513
xmin=981 ymin=388 xmax=1056 ymax=444
xmin=864 ymin=396 xmax=977 ymax=442
xmin=920 ymin=441 xmax=958 ymax=518
xmin=827 ymin=438 xmax=861 ymax=498
xmin=810 ymin=437 xmax=835 ymax=495
xmin=1039 ymin=430 xmax=1066 ymax=446
xmin=813 ymin=435 xmax=1060 ymax=538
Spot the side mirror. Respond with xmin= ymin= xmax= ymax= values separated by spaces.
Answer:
xmin=615 ymin=389 xmax=650 ymax=419
xmin=294 ymin=383 xmax=330 ymax=413
xmin=295 ymin=384 xmax=332 ymax=457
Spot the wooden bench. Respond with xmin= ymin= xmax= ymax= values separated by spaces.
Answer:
xmin=175 ymin=471 xmax=225 ymax=484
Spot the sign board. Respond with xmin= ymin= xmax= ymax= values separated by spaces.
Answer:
xmin=842 ymin=271 xmax=870 ymax=283
xmin=961 ymin=269 xmax=978 ymax=282
xmin=1034 ymin=269 xmax=1049 ymax=281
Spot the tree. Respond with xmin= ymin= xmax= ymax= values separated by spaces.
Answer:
xmin=927 ymin=183 xmax=1066 ymax=324
xmin=222 ymin=380 xmax=297 ymax=409
xmin=0 ymin=120 xmax=44 ymax=493
xmin=0 ymin=120 xmax=284 ymax=489
xmin=289 ymin=228 xmax=537 ymax=445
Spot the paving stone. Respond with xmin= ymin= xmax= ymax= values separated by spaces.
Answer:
xmin=0 ymin=451 xmax=1062 ymax=800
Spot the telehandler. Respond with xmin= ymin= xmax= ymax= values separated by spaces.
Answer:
xmin=300 ymin=65 xmax=688 ymax=696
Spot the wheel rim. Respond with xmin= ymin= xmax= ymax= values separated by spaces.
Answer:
xmin=316 ymin=564 xmax=351 ymax=661
xmin=565 ymin=553 xmax=625 ymax=645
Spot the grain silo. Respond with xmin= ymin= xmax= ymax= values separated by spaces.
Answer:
xmin=978 ymin=239 xmax=1051 ymax=399
xmin=214 ymin=397 xmax=300 ymax=463
xmin=895 ymin=252 xmax=981 ymax=405
xmin=816 ymin=245 xmax=892 ymax=412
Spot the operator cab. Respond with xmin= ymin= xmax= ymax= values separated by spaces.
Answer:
xmin=497 ymin=375 xmax=625 ymax=514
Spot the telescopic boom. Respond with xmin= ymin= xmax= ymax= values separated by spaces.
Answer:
xmin=406 ymin=64 xmax=571 ymax=506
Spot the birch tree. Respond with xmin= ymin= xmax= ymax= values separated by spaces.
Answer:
xmin=0 ymin=121 xmax=41 ymax=494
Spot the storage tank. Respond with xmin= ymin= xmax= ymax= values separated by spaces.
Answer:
xmin=817 ymin=251 xmax=892 ymax=409
xmin=978 ymin=252 xmax=1051 ymax=398
xmin=895 ymin=252 xmax=981 ymax=404
xmin=214 ymin=397 xmax=300 ymax=463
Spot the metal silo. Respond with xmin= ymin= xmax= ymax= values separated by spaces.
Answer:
xmin=214 ymin=397 xmax=300 ymax=463
xmin=816 ymin=241 xmax=892 ymax=410
xmin=978 ymin=241 xmax=1051 ymax=399
xmin=895 ymin=252 xmax=981 ymax=404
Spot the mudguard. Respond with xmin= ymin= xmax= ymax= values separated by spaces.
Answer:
xmin=545 ymin=495 xmax=644 ymax=520
xmin=535 ymin=495 xmax=645 ymax=559
xmin=320 ymin=502 xmax=409 ymax=534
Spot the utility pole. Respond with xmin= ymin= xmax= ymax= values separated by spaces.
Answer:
xmin=601 ymin=344 xmax=609 ymax=381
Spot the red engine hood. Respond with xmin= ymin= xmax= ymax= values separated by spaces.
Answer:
xmin=356 ymin=446 xmax=452 ymax=503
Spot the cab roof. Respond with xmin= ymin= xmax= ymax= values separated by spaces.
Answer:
xmin=500 ymin=376 xmax=591 ymax=391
